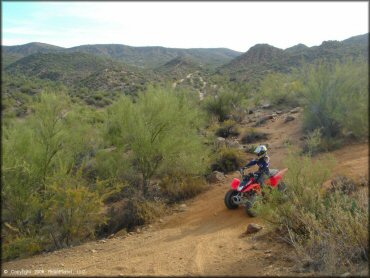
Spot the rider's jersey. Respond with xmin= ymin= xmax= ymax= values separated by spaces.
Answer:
xmin=245 ymin=155 xmax=270 ymax=174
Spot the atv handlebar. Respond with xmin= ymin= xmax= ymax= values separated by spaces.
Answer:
xmin=239 ymin=167 xmax=256 ymax=178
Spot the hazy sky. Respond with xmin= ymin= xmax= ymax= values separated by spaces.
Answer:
xmin=2 ymin=1 xmax=368 ymax=52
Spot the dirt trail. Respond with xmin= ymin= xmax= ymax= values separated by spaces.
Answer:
xmin=3 ymin=109 xmax=368 ymax=276
xmin=3 ymin=179 xmax=283 ymax=277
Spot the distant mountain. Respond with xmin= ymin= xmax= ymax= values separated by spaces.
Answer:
xmin=4 ymin=52 xmax=148 ymax=91
xmin=155 ymin=55 xmax=206 ymax=80
xmin=77 ymin=67 xmax=150 ymax=93
xmin=67 ymin=45 xmax=241 ymax=69
xmin=2 ymin=33 xmax=367 ymax=91
xmin=342 ymin=33 xmax=369 ymax=45
xmin=2 ymin=42 xmax=64 ymax=66
xmin=221 ymin=44 xmax=284 ymax=70
xmin=3 ymin=42 xmax=241 ymax=70
xmin=2 ymin=42 xmax=64 ymax=56
xmin=218 ymin=33 xmax=369 ymax=82
xmin=284 ymin=43 xmax=309 ymax=54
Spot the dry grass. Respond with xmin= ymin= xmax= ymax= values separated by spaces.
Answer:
xmin=256 ymin=152 xmax=368 ymax=275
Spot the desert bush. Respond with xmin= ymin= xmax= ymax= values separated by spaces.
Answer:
xmin=328 ymin=175 xmax=357 ymax=195
xmin=256 ymin=152 xmax=368 ymax=274
xmin=259 ymin=72 xmax=304 ymax=107
xmin=105 ymin=86 xmax=210 ymax=196
xmin=93 ymin=149 xmax=132 ymax=181
xmin=101 ymin=196 xmax=166 ymax=234
xmin=159 ymin=176 xmax=208 ymax=203
xmin=2 ymin=236 xmax=43 ymax=261
xmin=203 ymin=89 xmax=239 ymax=122
xmin=44 ymin=172 xmax=106 ymax=248
xmin=211 ymin=147 xmax=244 ymax=173
xmin=2 ymin=92 xmax=106 ymax=259
xmin=302 ymin=128 xmax=324 ymax=155
xmin=300 ymin=60 xmax=368 ymax=139
xmin=241 ymin=128 xmax=269 ymax=144
xmin=215 ymin=119 xmax=240 ymax=138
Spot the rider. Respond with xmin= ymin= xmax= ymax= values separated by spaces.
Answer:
xmin=240 ymin=145 xmax=270 ymax=189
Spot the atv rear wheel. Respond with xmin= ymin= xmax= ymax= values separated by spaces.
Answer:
xmin=224 ymin=190 xmax=239 ymax=209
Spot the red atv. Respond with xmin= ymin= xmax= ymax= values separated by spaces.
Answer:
xmin=224 ymin=168 xmax=288 ymax=217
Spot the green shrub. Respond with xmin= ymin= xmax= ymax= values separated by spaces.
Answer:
xmin=215 ymin=119 xmax=240 ymax=138
xmin=105 ymin=86 xmax=210 ymax=196
xmin=44 ymin=173 xmax=105 ymax=248
xmin=259 ymin=72 xmax=304 ymax=107
xmin=203 ymin=89 xmax=239 ymax=122
xmin=256 ymin=152 xmax=368 ymax=274
xmin=303 ymin=128 xmax=324 ymax=155
xmin=301 ymin=60 xmax=368 ymax=139
xmin=241 ymin=128 xmax=269 ymax=144
xmin=2 ymin=92 xmax=105 ymax=258
xmin=102 ymin=196 xmax=166 ymax=234
xmin=3 ymin=236 xmax=42 ymax=261
xmin=159 ymin=176 xmax=208 ymax=203
xmin=211 ymin=147 xmax=244 ymax=173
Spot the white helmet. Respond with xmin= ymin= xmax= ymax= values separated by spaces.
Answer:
xmin=254 ymin=145 xmax=267 ymax=159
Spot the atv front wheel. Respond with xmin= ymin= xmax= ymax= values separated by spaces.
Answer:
xmin=224 ymin=190 xmax=239 ymax=209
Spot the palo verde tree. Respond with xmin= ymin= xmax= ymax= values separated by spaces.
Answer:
xmin=2 ymin=92 xmax=106 ymax=259
xmin=105 ymin=86 xmax=210 ymax=196
xmin=300 ymin=59 xmax=368 ymax=139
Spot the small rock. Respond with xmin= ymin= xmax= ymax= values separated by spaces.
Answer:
xmin=178 ymin=204 xmax=187 ymax=212
xmin=215 ymin=137 xmax=226 ymax=148
xmin=262 ymin=103 xmax=271 ymax=109
xmin=159 ymin=219 xmax=164 ymax=223
xmin=264 ymin=250 xmax=272 ymax=254
xmin=341 ymin=272 xmax=351 ymax=277
xmin=254 ymin=115 xmax=274 ymax=127
xmin=115 ymin=229 xmax=128 ymax=237
xmin=208 ymin=171 xmax=225 ymax=183
xmin=290 ymin=107 xmax=301 ymax=114
xmin=60 ymin=263 xmax=65 ymax=267
xmin=100 ymin=240 xmax=107 ymax=243
xmin=108 ymin=234 xmax=114 ymax=239
xmin=226 ymin=139 xmax=242 ymax=149
xmin=284 ymin=115 xmax=296 ymax=123
xmin=276 ymin=110 xmax=283 ymax=115
xmin=148 ymin=225 xmax=153 ymax=228
xmin=246 ymin=223 xmax=263 ymax=234
xmin=91 ymin=249 xmax=97 ymax=253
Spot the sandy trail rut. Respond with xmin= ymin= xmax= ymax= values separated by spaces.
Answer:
xmin=3 ymin=109 xmax=368 ymax=276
